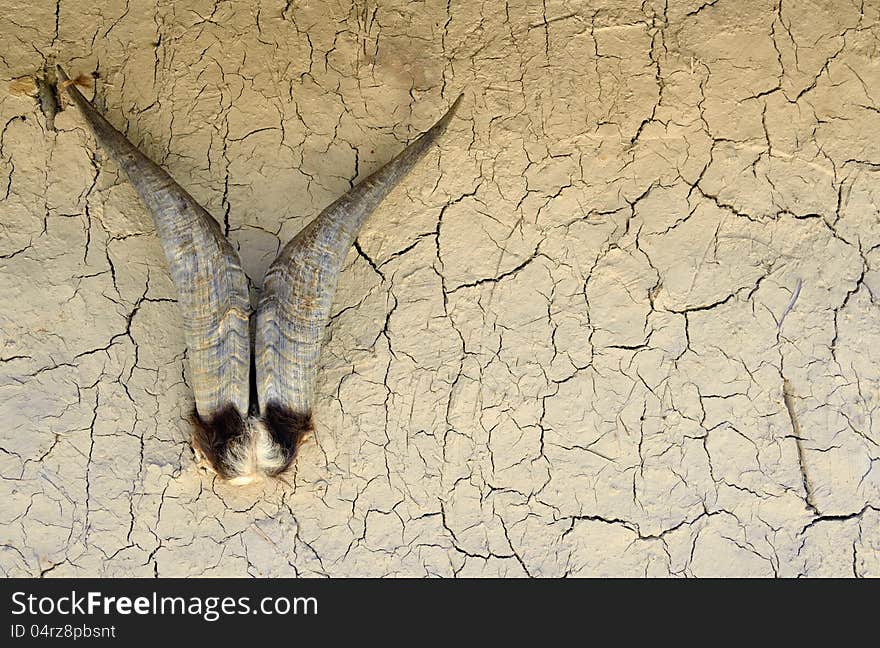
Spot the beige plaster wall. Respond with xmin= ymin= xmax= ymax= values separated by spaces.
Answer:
xmin=1 ymin=0 xmax=878 ymax=576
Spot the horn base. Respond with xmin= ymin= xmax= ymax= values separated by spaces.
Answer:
xmin=190 ymin=404 xmax=311 ymax=482
xmin=263 ymin=402 xmax=313 ymax=461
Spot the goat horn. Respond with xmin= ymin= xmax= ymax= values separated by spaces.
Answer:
xmin=255 ymin=94 xmax=463 ymax=432
xmin=56 ymin=66 xmax=252 ymax=430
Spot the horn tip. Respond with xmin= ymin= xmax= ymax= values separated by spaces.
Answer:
xmin=430 ymin=92 xmax=464 ymax=135
xmin=444 ymin=92 xmax=464 ymax=121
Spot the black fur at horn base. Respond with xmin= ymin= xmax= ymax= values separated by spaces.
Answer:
xmin=263 ymin=402 xmax=313 ymax=476
xmin=190 ymin=404 xmax=246 ymax=479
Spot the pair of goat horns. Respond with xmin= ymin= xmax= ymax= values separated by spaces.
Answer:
xmin=57 ymin=65 xmax=461 ymax=484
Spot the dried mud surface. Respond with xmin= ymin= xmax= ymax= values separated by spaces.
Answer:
xmin=1 ymin=0 xmax=878 ymax=576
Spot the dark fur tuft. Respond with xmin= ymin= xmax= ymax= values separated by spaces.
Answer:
xmin=263 ymin=402 xmax=313 ymax=476
xmin=190 ymin=404 xmax=246 ymax=479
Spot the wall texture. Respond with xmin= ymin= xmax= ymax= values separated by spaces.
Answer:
xmin=1 ymin=0 xmax=878 ymax=577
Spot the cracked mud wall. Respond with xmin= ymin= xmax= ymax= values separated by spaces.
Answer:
xmin=1 ymin=0 xmax=878 ymax=577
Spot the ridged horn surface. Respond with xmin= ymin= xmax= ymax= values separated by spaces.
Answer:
xmin=57 ymin=66 xmax=251 ymax=417
xmin=255 ymin=94 xmax=463 ymax=415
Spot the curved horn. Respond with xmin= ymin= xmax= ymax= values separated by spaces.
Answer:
xmin=56 ymin=66 xmax=251 ymax=431
xmin=255 ymin=95 xmax=463 ymax=428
